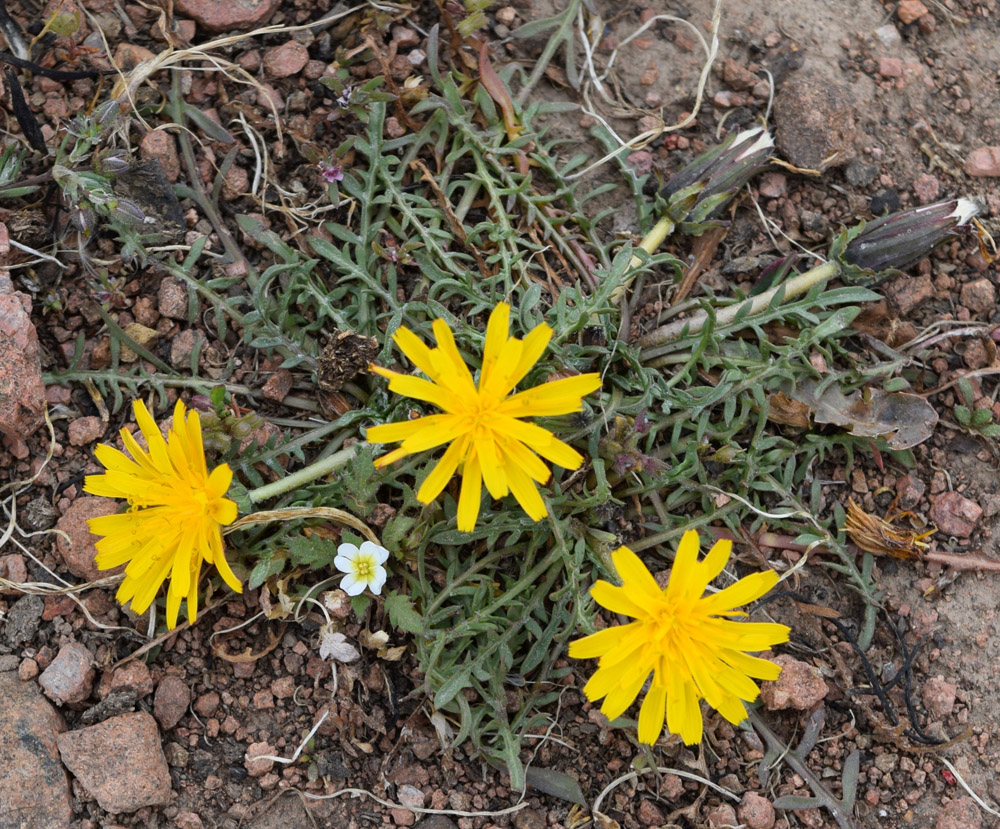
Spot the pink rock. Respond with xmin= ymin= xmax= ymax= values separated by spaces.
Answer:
xmin=56 ymin=712 xmax=172 ymax=812
xmin=139 ymin=131 xmax=181 ymax=183
xmin=922 ymin=676 xmax=957 ymax=718
xmin=964 ymin=146 xmax=1000 ymax=177
xmin=39 ymin=642 xmax=95 ymax=705
xmin=0 ymin=553 xmax=27 ymax=592
xmin=175 ymin=811 xmax=204 ymax=829
xmin=897 ymin=0 xmax=929 ymax=23
xmin=153 ymin=674 xmax=191 ymax=730
xmin=662 ymin=773 xmax=685 ymax=799
xmin=158 ymin=276 xmax=188 ymax=320
xmin=707 ymin=805 xmax=739 ymax=828
xmin=391 ymin=26 xmax=420 ymax=48
xmin=722 ymin=58 xmax=757 ymax=91
xmin=739 ymin=792 xmax=776 ymax=829
xmin=99 ymin=661 xmax=154 ymax=699
xmin=0 ymin=272 xmax=46 ymax=440
xmin=391 ymin=807 xmax=417 ymax=826
xmin=262 ymin=368 xmax=293 ymax=402
xmin=113 ymin=42 xmax=155 ymax=70
xmin=885 ymin=273 xmax=933 ymax=315
xmin=960 ymin=278 xmax=996 ymax=314
xmin=627 ymin=150 xmax=654 ymax=176
xmin=55 ymin=496 xmax=120 ymax=581
xmin=245 ymin=741 xmax=275 ymax=776
xmin=638 ymin=799 xmax=665 ymax=826
xmin=758 ymin=172 xmax=787 ymax=198
xmin=878 ymin=57 xmax=903 ymax=78
xmin=760 ymin=655 xmax=829 ymax=711
xmin=193 ymin=691 xmax=220 ymax=717
xmin=220 ymin=164 xmax=249 ymax=200
xmin=170 ymin=328 xmax=206 ymax=369
xmin=0 ymin=671 xmax=72 ymax=825
xmin=929 ymin=491 xmax=982 ymax=537
xmin=912 ymin=172 xmax=940 ymax=204
xmin=935 ymin=796 xmax=982 ymax=829
xmin=270 ymin=675 xmax=295 ymax=699
xmin=67 ymin=415 xmax=105 ymax=446
xmin=174 ymin=0 xmax=280 ymax=32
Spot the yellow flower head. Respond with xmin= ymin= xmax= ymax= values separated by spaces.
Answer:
xmin=367 ymin=303 xmax=601 ymax=532
xmin=84 ymin=399 xmax=241 ymax=629
xmin=569 ymin=531 xmax=790 ymax=745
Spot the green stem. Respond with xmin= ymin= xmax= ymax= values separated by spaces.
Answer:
xmin=639 ymin=259 xmax=841 ymax=355
xmin=247 ymin=441 xmax=366 ymax=504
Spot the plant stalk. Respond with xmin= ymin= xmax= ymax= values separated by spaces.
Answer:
xmin=247 ymin=441 xmax=366 ymax=504
xmin=639 ymin=259 xmax=841 ymax=359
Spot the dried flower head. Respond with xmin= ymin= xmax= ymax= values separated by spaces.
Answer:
xmin=84 ymin=399 xmax=241 ymax=628
xmin=367 ymin=302 xmax=602 ymax=531
xmin=569 ymin=531 xmax=790 ymax=745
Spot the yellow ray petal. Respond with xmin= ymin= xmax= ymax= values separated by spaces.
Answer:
xmin=416 ymin=435 xmax=469 ymax=504
xmin=480 ymin=302 xmax=510 ymax=388
xmin=500 ymin=373 xmax=602 ymax=417
xmin=457 ymin=451 xmax=484 ymax=531
xmin=637 ymin=681 xmax=668 ymax=744
xmin=568 ymin=622 xmax=639 ymax=660
xmin=505 ymin=460 xmax=547 ymax=521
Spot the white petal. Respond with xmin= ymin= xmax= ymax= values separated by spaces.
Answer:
xmin=337 ymin=542 xmax=360 ymax=559
xmin=341 ymin=573 xmax=365 ymax=595
xmin=951 ymin=197 xmax=980 ymax=225
xmin=333 ymin=554 xmax=355 ymax=574
xmin=368 ymin=567 xmax=387 ymax=595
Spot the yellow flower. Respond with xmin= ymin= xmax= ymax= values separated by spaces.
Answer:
xmin=569 ymin=531 xmax=790 ymax=745
xmin=367 ymin=303 xmax=601 ymax=531
xmin=84 ymin=399 xmax=241 ymax=629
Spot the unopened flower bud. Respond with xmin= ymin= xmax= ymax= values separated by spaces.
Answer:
xmin=110 ymin=198 xmax=148 ymax=225
xmin=72 ymin=205 xmax=97 ymax=237
xmin=95 ymin=100 xmax=120 ymax=129
xmin=840 ymin=198 xmax=980 ymax=273
xmin=94 ymin=150 xmax=131 ymax=176
xmin=661 ymin=126 xmax=774 ymax=226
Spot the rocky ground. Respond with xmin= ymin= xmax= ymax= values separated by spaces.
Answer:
xmin=3 ymin=0 xmax=1000 ymax=827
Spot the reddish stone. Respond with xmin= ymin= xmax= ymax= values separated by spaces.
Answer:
xmin=760 ymin=655 xmax=828 ymax=711
xmin=0 ymin=671 xmax=72 ymax=825
xmin=174 ymin=0 xmax=280 ymax=32
xmin=964 ymin=147 xmax=1000 ymax=177
xmin=39 ymin=643 xmax=95 ymax=705
xmin=67 ymin=415 xmax=105 ymax=446
xmin=139 ymin=131 xmax=181 ymax=183
xmin=922 ymin=676 xmax=957 ymax=718
xmin=0 ymin=273 xmax=46 ymax=440
xmin=153 ymin=675 xmax=191 ymax=730
xmin=55 ymin=496 xmax=120 ymax=581
xmin=263 ymin=41 xmax=309 ymax=78
xmin=929 ymin=491 xmax=982 ymax=537
xmin=56 ymin=712 xmax=171 ymax=812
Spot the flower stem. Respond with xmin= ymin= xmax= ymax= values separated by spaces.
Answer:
xmin=611 ymin=215 xmax=677 ymax=302
xmin=639 ymin=259 xmax=841 ymax=358
xmin=247 ymin=442 xmax=366 ymax=504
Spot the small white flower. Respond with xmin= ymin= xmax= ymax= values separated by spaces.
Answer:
xmin=334 ymin=540 xmax=389 ymax=596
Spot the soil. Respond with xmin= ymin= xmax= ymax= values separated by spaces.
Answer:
xmin=3 ymin=0 xmax=1000 ymax=828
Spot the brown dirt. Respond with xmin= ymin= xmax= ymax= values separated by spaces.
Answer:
xmin=4 ymin=0 xmax=1000 ymax=828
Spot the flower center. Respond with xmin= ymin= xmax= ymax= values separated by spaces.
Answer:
xmin=354 ymin=555 xmax=376 ymax=580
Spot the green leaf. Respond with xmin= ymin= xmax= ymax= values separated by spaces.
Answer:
xmin=385 ymin=593 xmax=424 ymax=634
xmin=524 ymin=767 xmax=586 ymax=805
xmin=286 ymin=533 xmax=334 ymax=569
